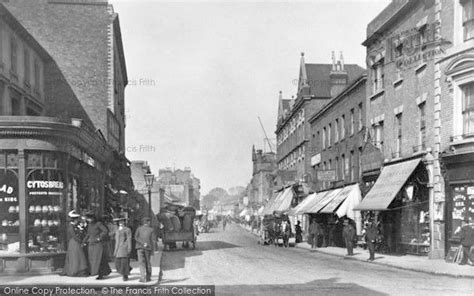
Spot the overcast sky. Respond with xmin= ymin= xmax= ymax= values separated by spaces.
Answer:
xmin=110 ymin=0 xmax=390 ymax=195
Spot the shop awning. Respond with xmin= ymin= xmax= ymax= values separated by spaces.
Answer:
xmin=354 ymin=158 xmax=421 ymax=211
xmin=261 ymin=190 xmax=283 ymax=215
xmin=335 ymin=184 xmax=362 ymax=220
xmin=306 ymin=188 xmax=343 ymax=213
xmin=273 ymin=187 xmax=294 ymax=213
xmin=320 ymin=185 xmax=358 ymax=214
xmin=288 ymin=191 xmax=326 ymax=215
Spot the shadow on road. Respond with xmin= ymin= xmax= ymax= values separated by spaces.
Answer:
xmin=162 ymin=241 xmax=240 ymax=271
xmin=216 ymin=277 xmax=389 ymax=296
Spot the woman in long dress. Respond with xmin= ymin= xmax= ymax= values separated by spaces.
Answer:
xmin=83 ymin=214 xmax=111 ymax=279
xmin=61 ymin=210 xmax=89 ymax=277
xmin=113 ymin=218 xmax=132 ymax=281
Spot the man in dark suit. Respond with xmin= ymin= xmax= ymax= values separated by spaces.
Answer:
xmin=458 ymin=218 xmax=474 ymax=266
xmin=135 ymin=217 xmax=157 ymax=282
xmin=365 ymin=220 xmax=377 ymax=262
xmin=342 ymin=219 xmax=356 ymax=256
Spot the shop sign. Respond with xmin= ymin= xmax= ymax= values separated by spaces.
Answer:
xmin=27 ymin=180 xmax=64 ymax=196
xmin=317 ymin=170 xmax=336 ymax=182
xmin=0 ymin=172 xmax=18 ymax=203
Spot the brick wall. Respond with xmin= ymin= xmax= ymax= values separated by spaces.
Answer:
xmin=5 ymin=0 xmax=114 ymax=138
xmin=309 ymin=78 xmax=367 ymax=191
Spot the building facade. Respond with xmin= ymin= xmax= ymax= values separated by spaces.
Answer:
xmin=356 ymin=0 xmax=473 ymax=259
xmin=247 ymin=146 xmax=276 ymax=206
xmin=0 ymin=0 xmax=130 ymax=273
xmin=309 ymin=74 xmax=367 ymax=192
xmin=275 ymin=53 xmax=365 ymax=188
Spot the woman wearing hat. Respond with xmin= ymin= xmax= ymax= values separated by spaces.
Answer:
xmin=114 ymin=217 xmax=132 ymax=281
xmin=61 ymin=210 xmax=89 ymax=277
xmin=83 ymin=213 xmax=111 ymax=279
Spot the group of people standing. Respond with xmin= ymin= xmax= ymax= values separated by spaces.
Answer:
xmin=308 ymin=218 xmax=377 ymax=261
xmin=62 ymin=210 xmax=156 ymax=282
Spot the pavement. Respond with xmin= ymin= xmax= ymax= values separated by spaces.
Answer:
xmin=239 ymin=224 xmax=474 ymax=279
xmin=0 ymin=251 xmax=162 ymax=287
xmin=160 ymin=224 xmax=473 ymax=296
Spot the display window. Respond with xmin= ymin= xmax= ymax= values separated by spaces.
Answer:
xmin=451 ymin=185 xmax=474 ymax=237
xmin=0 ymin=157 xmax=19 ymax=253
xmin=26 ymin=151 xmax=66 ymax=253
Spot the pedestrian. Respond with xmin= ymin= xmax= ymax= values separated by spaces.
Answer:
xmin=342 ymin=219 xmax=356 ymax=256
xmin=308 ymin=219 xmax=319 ymax=249
xmin=456 ymin=217 xmax=474 ymax=266
xmin=113 ymin=217 xmax=132 ymax=281
xmin=282 ymin=220 xmax=291 ymax=247
xmin=135 ymin=217 xmax=157 ymax=282
xmin=61 ymin=210 xmax=89 ymax=277
xmin=365 ymin=220 xmax=377 ymax=262
xmin=83 ymin=213 xmax=111 ymax=279
xmin=295 ymin=220 xmax=302 ymax=243
xmin=223 ymin=217 xmax=227 ymax=231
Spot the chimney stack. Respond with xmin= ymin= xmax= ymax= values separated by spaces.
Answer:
xmin=329 ymin=51 xmax=348 ymax=97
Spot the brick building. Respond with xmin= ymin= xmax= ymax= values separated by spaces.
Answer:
xmin=4 ymin=0 xmax=127 ymax=153
xmin=354 ymin=0 xmax=472 ymax=259
xmin=309 ymin=74 xmax=367 ymax=192
xmin=247 ymin=146 xmax=276 ymax=206
xmin=437 ymin=0 xmax=474 ymax=257
xmin=275 ymin=53 xmax=364 ymax=188
xmin=0 ymin=0 xmax=131 ymax=273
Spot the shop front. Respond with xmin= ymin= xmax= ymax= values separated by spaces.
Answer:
xmin=442 ymin=151 xmax=474 ymax=261
xmin=0 ymin=117 xmax=111 ymax=273
xmin=355 ymin=157 xmax=431 ymax=256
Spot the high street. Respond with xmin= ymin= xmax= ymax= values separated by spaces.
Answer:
xmin=160 ymin=224 xmax=473 ymax=296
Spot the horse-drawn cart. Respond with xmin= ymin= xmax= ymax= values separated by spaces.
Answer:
xmin=157 ymin=206 xmax=197 ymax=251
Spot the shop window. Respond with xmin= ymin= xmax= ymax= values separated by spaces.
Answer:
xmin=462 ymin=0 xmax=474 ymax=41
xmin=27 ymin=153 xmax=42 ymax=168
xmin=462 ymin=82 xmax=474 ymax=136
xmin=451 ymin=185 xmax=474 ymax=238
xmin=0 ymin=169 xmax=19 ymax=253
xmin=27 ymin=169 xmax=65 ymax=253
xmin=6 ymin=152 xmax=18 ymax=168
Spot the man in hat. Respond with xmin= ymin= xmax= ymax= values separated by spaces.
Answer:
xmin=114 ymin=217 xmax=132 ymax=281
xmin=457 ymin=218 xmax=474 ymax=265
xmin=365 ymin=219 xmax=377 ymax=262
xmin=135 ymin=217 xmax=156 ymax=282
xmin=342 ymin=218 xmax=356 ymax=256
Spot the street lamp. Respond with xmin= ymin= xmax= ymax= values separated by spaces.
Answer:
xmin=144 ymin=168 xmax=155 ymax=217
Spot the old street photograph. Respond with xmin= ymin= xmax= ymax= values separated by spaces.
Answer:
xmin=0 ymin=0 xmax=473 ymax=295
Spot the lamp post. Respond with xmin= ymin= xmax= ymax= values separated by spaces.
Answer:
xmin=144 ymin=168 xmax=155 ymax=218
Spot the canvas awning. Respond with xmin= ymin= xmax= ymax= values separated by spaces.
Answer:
xmin=273 ymin=187 xmax=294 ymax=213
xmin=261 ymin=190 xmax=284 ymax=215
xmin=354 ymin=158 xmax=421 ymax=211
xmin=289 ymin=191 xmax=326 ymax=215
xmin=306 ymin=188 xmax=343 ymax=213
xmin=320 ymin=185 xmax=358 ymax=214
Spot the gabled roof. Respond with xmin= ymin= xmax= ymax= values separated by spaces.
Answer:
xmin=304 ymin=64 xmax=366 ymax=98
